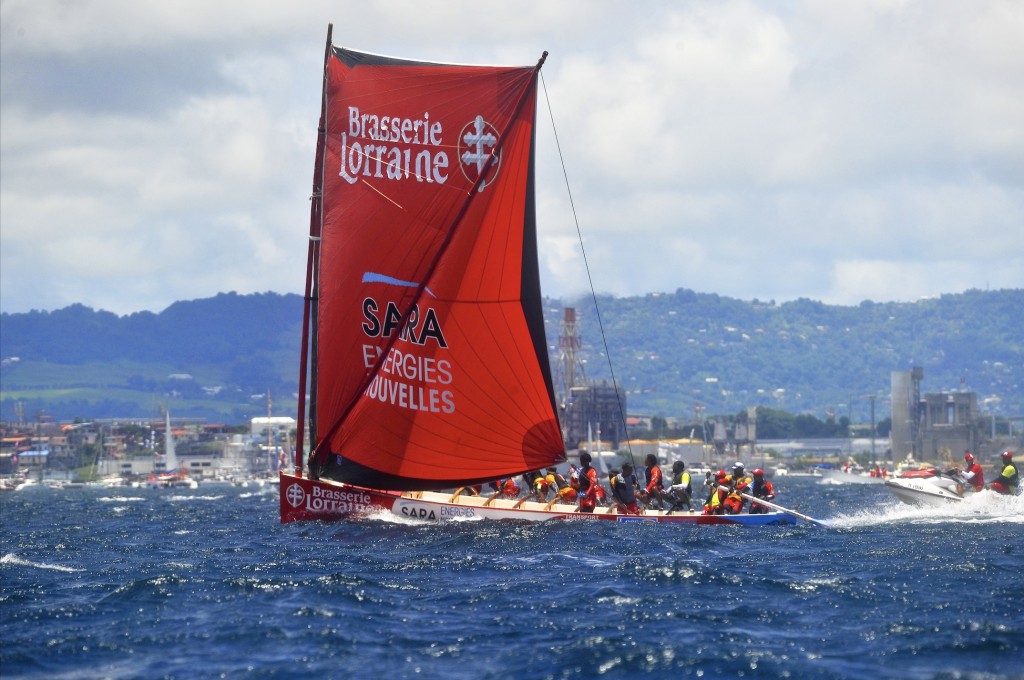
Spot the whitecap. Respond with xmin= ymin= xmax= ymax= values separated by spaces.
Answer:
xmin=1 ymin=553 xmax=82 ymax=573
xmin=827 ymin=490 xmax=1023 ymax=528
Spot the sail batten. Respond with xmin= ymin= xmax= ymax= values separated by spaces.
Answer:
xmin=305 ymin=43 xmax=563 ymax=490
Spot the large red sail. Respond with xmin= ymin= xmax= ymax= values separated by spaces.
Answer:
xmin=307 ymin=46 xmax=563 ymax=490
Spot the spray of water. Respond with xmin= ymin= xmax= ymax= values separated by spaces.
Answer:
xmin=826 ymin=491 xmax=1023 ymax=528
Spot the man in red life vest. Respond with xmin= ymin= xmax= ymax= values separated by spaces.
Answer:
xmin=638 ymin=453 xmax=665 ymax=509
xmin=748 ymin=468 xmax=776 ymax=514
xmin=989 ymin=451 xmax=1018 ymax=495
xmin=960 ymin=451 xmax=984 ymax=492
xmin=487 ymin=478 xmax=519 ymax=498
xmin=576 ymin=452 xmax=601 ymax=513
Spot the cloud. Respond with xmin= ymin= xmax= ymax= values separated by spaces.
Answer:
xmin=1 ymin=0 xmax=1022 ymax=315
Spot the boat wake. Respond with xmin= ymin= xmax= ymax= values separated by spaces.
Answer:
xmin=826 ymin=492 xmax=1024 ymax=528
xmin=1 ymin=553 xmax=83 ymax=573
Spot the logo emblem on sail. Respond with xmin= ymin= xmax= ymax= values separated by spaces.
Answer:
xmin=459 ymin=115 xmax=501 ymax=191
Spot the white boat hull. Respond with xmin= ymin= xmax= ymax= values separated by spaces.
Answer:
xmin=884 ymin=475 xmax=963 ymax=507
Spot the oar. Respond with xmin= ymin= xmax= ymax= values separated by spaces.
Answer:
xmin=719 ymin=485 xmax=826 ymax=526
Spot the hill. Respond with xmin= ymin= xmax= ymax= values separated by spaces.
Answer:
xmin=1 ymin=288 xmax=1021 ymax=424
xmin=566 ymin=288 xmax=1022 ymax=423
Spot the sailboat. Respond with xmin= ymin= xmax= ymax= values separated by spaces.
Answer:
xmin=279 ymin=27 xmax=798 ymax=526
xmin=146 ymin=410 xmax=198 ymax=489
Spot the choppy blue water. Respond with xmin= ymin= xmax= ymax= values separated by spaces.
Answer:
xmin=1 ymin=478 xmax=1021 ymax=679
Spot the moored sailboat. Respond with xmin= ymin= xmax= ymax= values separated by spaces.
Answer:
xmin=279 ymin=27 xmax=803 ymax=527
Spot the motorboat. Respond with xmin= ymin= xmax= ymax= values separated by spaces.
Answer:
xmin=820 ymin=468 xmax=886 ymax=485
xmin=884 ymin=468 xmax=965 ymax=507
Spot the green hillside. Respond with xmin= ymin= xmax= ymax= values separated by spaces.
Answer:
xmin=1 ymin=288 xmax=1021 ymax=424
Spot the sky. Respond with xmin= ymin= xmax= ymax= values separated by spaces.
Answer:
xmin=2 ymin=0 xmax=1022 ymax=316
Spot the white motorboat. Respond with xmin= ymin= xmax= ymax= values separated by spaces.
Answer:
xmin=820 ymin=468 xmax=886 ymax=485
xmin=884 ymin=468 xmax=965 ymax=507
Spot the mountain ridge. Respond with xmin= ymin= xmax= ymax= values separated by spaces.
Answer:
xmin=2 ymin=288 xmax=1021 ymax=424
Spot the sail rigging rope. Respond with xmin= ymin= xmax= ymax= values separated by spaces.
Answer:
xmin=539 ymin=72 xmax=636 ymax=471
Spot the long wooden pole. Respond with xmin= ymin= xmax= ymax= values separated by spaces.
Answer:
xmin=718 ymin=485 xmax=826 ymax=526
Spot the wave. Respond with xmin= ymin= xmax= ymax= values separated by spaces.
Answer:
xmin=826 ymin=491 xmax=1024 ymax=527
xmin=1 ymin=553 xmax=83 ymax=573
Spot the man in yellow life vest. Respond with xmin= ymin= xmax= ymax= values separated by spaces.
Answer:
xmin=702 ymin=470 xmax=728 ymax=515
xmin=545 ymin=466 xmax=577 ymax=503
xmin=666 ymin=460 xmax=692 ymax=511
xmin=989 ymin=451 xmax=1019 ymax=495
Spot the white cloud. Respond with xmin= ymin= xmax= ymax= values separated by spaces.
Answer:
xmin=1 ymin=0 xmax=1022 ymax=315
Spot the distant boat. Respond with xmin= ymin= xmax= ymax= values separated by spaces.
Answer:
xmin=820 ymin=468 xmax=886 ymax=485
xmin=279 ymin=28 xmax=801 ymax=527
xmin=146 ymin=411 xmax=198 ymax=489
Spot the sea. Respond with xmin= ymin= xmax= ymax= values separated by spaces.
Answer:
xmin=1 ymin=477 xmax=1021 ymax=679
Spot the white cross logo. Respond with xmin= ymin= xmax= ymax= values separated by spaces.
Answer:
xmin=459 ymin=115 xmax=501 ymax=191
xmin=285 ymin=483 xmax=305 ymax=508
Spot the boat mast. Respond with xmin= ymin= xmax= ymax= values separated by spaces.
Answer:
xmin=294 ymin=22 xmax=333 ymax=477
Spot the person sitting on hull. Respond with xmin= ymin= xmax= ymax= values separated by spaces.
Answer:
xmin=722 ymin=462 xmax=752 ymax=515
xmin=545 ymin=466 xmax=577 ymax=504
xmin=748 ymin=468 xmax=776 ymax=514
xmin=703 ymin=470 xmax=728 ymax=515
xmin=531 ymin=470 xmax=551 ymax=502
xmin=665 ymin=460 xmax=692 ymax=512
xmin=638 ymin=453 xmax=666 ymax=510
xmin=989 ymin=451 xmax=1018 ymax=496
xmin=576 ymin=452 xmax=601 ymax=513
xmin=959 ymin=452 xmax=984 ymax=492
xmin=611 ymin=463 xmax=642 ymax=515
xmin=488 ymin=477 xmax=520 ymax=499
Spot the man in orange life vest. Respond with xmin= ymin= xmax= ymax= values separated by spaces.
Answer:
xmin=722 ymin=462 xmax=752 ymax=514
xmin=576 ymin=452 xmax=601 ymax=513
xmin=638 ymin=453 xmax=665 ymax=509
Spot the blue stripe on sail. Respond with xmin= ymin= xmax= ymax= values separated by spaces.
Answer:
xmin=362 ymin=272 xmax=435 ymax=298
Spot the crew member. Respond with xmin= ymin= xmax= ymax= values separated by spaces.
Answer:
xmin=722 ymin=462 xmax=751 ymax=514
xmin=748 ymin=468 xmax=776 ymax=514
xmin=577 ymin=452 xmax=601 ymax=513
xmin=545 ymin=466 xmax=577 ymax=503
xmin=703 ymin=470 xmax=728 ymax=515
xmin=531 ymin=470 xmax=551 ymax=502
xmin=989 ymin=451 xmax=1018 ymax=495
xmin=666 ymin=461 xmax=692 ymax=511
xmin=960 ymin=452 xmax=984 ymax=492
xmin=612 ymin=463 xmax=642 ymax=515
xmin=639 ymin=453 xmax=665 ymax=509
xmin=488 ymin=478 xmax=520 ymax=499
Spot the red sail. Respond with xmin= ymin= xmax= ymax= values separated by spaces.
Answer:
xmin=310 ymin=47 xmax=563 ymax=489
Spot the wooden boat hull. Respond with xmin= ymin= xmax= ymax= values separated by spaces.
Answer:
xmin=279 ymin=472 xmax=796 ymax=525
